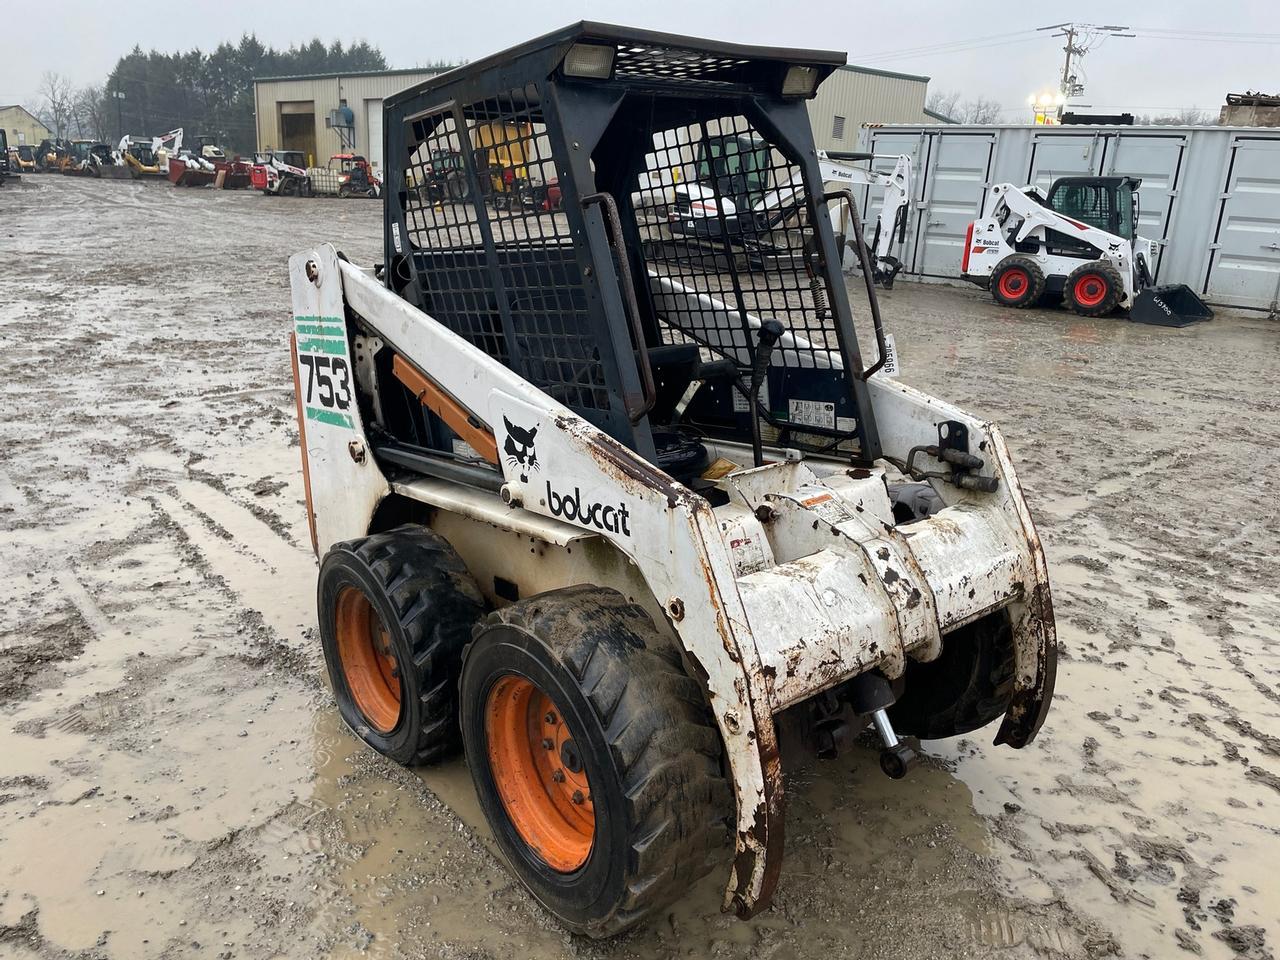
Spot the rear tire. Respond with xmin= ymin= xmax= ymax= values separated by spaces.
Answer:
xmin=459 ymin=586 xmax=730 ymax=937
xmin=318 ymin=525 xmax=484 ymax=765
xmin=991 ymin=255 xmax=1046 ymax=308
xmin=1065 ymin=261 xmax=1124 ymax=317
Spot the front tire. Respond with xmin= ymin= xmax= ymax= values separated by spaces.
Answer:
xmin=318 ymin=525 xmax=484 ymax=765
xmin=887 ymin=610 xmax=1015 ymax=740
xmin=991 ymin=255 xmax=1046 ymax=308
xmin=1065 ymin=261 xmax=1124 ymax=316
xmin=460 ymin=586 xmax=729 ymax=937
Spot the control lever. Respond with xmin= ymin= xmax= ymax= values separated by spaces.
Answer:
xmin=694 ymin=358 xmax=739 ymax=382
xmin=749 ymin=320 xmax=786 ymax=468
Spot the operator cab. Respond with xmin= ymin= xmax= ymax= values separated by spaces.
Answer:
xmin=380 ymin=23 xmax=886 ymax=496
xmin=1046 ymin=176 xmax=1141 ymax=242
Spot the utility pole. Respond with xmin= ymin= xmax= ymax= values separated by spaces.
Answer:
xmin=111 ymin=82 xmax=126 ymax=142
xmin=1037 ymin=23 xmax=1135 ymax=117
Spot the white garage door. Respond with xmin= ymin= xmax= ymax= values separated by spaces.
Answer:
xmin=365 ymin=99 xmax=384 ymax=177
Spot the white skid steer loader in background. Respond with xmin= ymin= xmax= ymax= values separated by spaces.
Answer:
xmin=671 ymin=146 xmax=913 ymax=287
xmin=962 ymin=177 xmax=1212 ymax=325
xmin=288 ymin=23 xmax=1057 ymax=939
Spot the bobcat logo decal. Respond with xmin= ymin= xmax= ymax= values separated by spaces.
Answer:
xmin=503 ymin=417 xmax=539 ymax=483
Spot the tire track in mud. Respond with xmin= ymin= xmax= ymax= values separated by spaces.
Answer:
xmin=5 ymin=175 xmax=1278 ymax=960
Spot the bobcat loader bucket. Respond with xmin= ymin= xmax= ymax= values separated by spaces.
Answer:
xmin=1129 ymin=284 xmax=1213 ymax=327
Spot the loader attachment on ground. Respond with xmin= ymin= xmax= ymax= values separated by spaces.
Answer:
xmin=1129 ymin=284 xmax=1214 ymax=327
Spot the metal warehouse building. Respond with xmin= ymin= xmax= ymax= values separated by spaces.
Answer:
xmin=0 ymin=105 xmax=53 ymax=147
xmin=253 ymin=60 xmax=935 ymax=177
xmin=253 ymin=68 xmax=447 ymax=176
xmin=855 ymin=123 xmax=1280 ymax=314
xmin=808 ymin=65 xmax=935 ymax=151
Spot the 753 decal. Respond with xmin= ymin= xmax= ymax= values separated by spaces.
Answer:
xmin=299 ymin=354 xmax=352 ymax=412
xmin=294 ymin=316 xmax=356 ymax=430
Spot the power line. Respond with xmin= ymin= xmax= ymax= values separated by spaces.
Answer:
xmin=1132 ymin=26 xmax=1280 ymax=39
xmin=851 ymin=29 xmax=1042 ymax=65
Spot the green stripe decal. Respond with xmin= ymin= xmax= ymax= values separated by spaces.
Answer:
xmin=296 ymin=322 xmax=346 ymax=337
xmin=296 ymin=337 xmax=347 ymax=355
xmin=306 ymin=407 xmax=354 ymax=429
xmin=294 ymin=314 xmax=343 ymax=325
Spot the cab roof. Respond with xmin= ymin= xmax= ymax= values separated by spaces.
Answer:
xmin=387 ymin=21 xmax=846 ymax=109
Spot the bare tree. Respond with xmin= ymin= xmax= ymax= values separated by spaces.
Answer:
xmin=960 ymin=96 xmax=1003 ymax=125
xmin=926 ymin=89 xmax=962 ymax=121
xmin=73 ymin=86 xmax=109 ymax=141
xmin=1138 ymin=107 xmax=1213 ymax=126
xmin=39 ymin=72 xmax=75 ymax=139
xmin=928 ymin=90 xmax=1004 ymax=124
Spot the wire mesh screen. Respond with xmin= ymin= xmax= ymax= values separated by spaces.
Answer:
xmin=633 ymin=115 xmax=843 ymax=368
xmin=613 ymin=44 xmax=752 ymax=86
xmin=401 ymin=90 xmax=611 ymax=413
xmin=629 ymin=112 xmax=861 ymax=453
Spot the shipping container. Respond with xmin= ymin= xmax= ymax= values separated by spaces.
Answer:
xmin=855 ymin=123 xmax=1280 ymax=314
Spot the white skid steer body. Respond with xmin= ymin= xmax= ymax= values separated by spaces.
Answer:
xmin=963 ymin=181 xmax=1159 ymax=310
xmin=288 ymin=244 xmax=1056 ymax=918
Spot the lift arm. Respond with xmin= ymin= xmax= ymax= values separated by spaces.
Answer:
xmin=755 ymin=151 xmax=913 ymax=287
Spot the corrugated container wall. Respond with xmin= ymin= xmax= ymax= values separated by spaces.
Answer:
xmin=855 ymin=123 xmax=1280 ymax=314
xmin=807 ymin=67 xmax=930 ymax=153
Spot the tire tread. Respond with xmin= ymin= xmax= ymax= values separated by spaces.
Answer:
xmin=475 ymin=586 xmax=730 ymax=937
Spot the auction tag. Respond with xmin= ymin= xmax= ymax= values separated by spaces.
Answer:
xmin=878 ymin=334 xmax=899 ymax=378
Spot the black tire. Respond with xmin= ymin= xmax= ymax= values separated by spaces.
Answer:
xmin=445 ymin=172 xmax=469 ymax=201
xmin=460 ymin=586 xmax=730 ymax=938
xmin=990 ymin=255 xmax=1046 ymax=308
xmin=338 ymin=184 xmax=352 ymax=199
xmin=1065 ymin=261 xmax=1124 ymax=317
xmin=318 ymin=525 xmax=484 ymax=765
xmin=886 ymin=610 xmax=1015 ymax=741
xmin=279 ymin=178 xmax=296 ymax=197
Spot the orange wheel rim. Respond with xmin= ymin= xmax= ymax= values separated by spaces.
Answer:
xmin=335 ymin=586 xmax=401 ymax=733
xmin=485 ymin=675 xmax=595 ymax=872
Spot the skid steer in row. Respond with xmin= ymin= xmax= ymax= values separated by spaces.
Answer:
xmin=288 ymin=23 xmax=1057 ymax=937
xmin=962 ymin=176 xmax=1212 ymax=325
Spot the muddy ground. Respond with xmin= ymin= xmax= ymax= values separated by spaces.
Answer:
xmin=1 ymin=175 xmax=1277 ymax=960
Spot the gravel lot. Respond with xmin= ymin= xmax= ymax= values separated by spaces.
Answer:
xmin=1 ymin=174 xmax=1277 ymax=960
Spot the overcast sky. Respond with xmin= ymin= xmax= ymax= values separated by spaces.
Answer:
xmin=5 ymin=0 xmax=1278 ymax=120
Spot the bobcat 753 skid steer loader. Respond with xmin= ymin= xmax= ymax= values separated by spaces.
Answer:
xmin=288 ymin=23 xmax=1057 ymax=937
